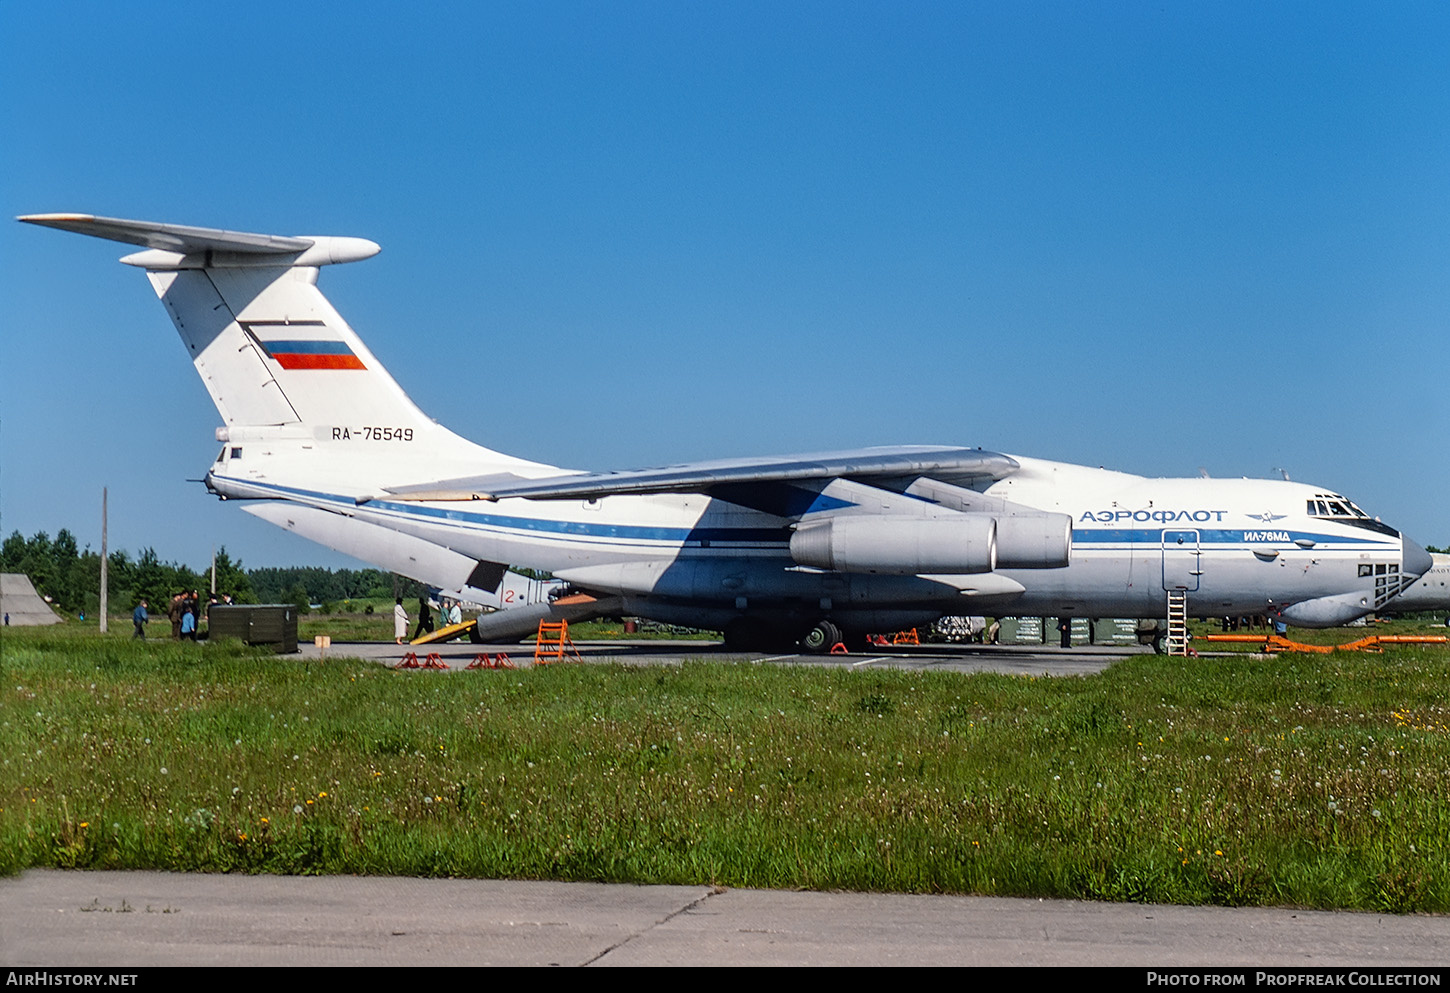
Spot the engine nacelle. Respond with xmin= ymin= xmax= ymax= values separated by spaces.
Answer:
xmin=994 ymin=512 xmax=1073 ymax=569
xmin=790 ymin=515 xmax=997 ymax=575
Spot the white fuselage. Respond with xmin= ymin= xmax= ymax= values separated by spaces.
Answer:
xmin=207 ymin=442 xmax=1414 ymax=631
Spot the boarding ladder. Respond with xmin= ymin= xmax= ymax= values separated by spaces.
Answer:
xmin=1165 ymin=590 xmax=1189 ymax=657
xmin=534 ymin=618 xmax=582 ymax=664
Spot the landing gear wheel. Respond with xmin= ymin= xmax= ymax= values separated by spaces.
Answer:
xmin=801 ymin=620 xmax=843 ymax=654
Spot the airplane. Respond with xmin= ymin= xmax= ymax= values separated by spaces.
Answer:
xmin=19 ymin=212 xmax=1435 ymax=651
xmin=1380 ymin=552 xmax=1450 ymax=622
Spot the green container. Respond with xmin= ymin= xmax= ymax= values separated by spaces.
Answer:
xmin=1044 ymin=617 xmax=1092 ymax=646
xmin=997 ymin=616 xmax=1045 ymax=644
xmin=1092 ymin=618 xmax=1141 ymax=646
xmin=208 ymin=604 xmax=298 ymax=653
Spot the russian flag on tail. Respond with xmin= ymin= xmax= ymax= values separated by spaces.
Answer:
xmin=258 ymin=338 xmax=367 ymax=370
xmin=242 ymin=320 xmax=368 ymax=370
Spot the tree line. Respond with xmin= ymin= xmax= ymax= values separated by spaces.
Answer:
xmin=1 ymin=530 xmax=425 ymax=617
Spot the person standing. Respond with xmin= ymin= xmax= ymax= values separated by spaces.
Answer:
xmin=132 ymin=600 xmax=149 ymax=639
xmin=187 ymin=590 xmax=200 ymax=640
xmin=394 ymin=597 xmax=408 ymax=644
xmin=412 ymin=596 xmax=434 ymax=640
xmin=169 ymin=592 xmax=184 ymax=640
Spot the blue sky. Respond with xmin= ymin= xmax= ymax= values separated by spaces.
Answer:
xmin=2 ymin=2 xmax=1446 ymax=571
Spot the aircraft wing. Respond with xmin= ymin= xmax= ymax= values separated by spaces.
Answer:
xmin=373 ymin=446 xmax=1019 ymax=502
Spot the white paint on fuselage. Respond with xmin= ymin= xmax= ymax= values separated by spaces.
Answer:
xmin=209 ymin=444 xmax=1404 ymax=624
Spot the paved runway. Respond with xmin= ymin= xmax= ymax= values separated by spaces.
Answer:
xmin=4 ymin=870 xmax=1449 ymax=967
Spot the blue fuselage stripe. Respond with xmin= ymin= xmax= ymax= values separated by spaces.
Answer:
xmin=245 ymin=480 xmax=788 ymax=543
xmin=224 ymin=479 xmax=1397 ymax=551
xmin=1071 ymin=528 xmax=1391 ymax=546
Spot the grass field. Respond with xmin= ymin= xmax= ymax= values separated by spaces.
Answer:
xmin=3 ymin=622 xmax=1449 ymax=911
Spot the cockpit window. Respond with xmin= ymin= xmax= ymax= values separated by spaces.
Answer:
xmin=1309 ymin=493 xmax=1371 ymax=520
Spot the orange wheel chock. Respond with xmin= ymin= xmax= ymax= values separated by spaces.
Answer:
xmin=466 ymin=653 xmax=517 ymax=670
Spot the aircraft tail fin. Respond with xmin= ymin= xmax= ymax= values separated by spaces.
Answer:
xmin=21 ymin=213 xmax=430 ymax=432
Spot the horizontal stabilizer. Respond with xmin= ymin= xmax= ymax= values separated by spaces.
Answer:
xmin=374 ymin=447 xmax=1020 ymax=502
xmin=18 ymin=213 xmax=379 ymax=267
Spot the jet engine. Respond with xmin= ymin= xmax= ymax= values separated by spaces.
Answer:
xmin=790 ymin=515 xmax=998 ymax=574
xmin=994 ymin=512 xmax=1073 ymax=569
xmin=789 ymin=511 xmax=1073 ymax=575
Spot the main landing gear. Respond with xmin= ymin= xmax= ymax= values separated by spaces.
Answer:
xmin=800 ymin=619 xmax=843 ymax=654
xmin=723 ymin=617 xmax=854 ymax=654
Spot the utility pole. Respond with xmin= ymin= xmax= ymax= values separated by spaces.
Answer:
xmin=99 ymin=487 xmax=108 ymax=634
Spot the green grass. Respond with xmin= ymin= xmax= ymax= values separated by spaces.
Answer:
xmin=3 ymin=623 xmax=1449 ymax=911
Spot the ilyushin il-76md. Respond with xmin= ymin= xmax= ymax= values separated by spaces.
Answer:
xmin=21 ymin=213 xmax=1434 ymax=651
